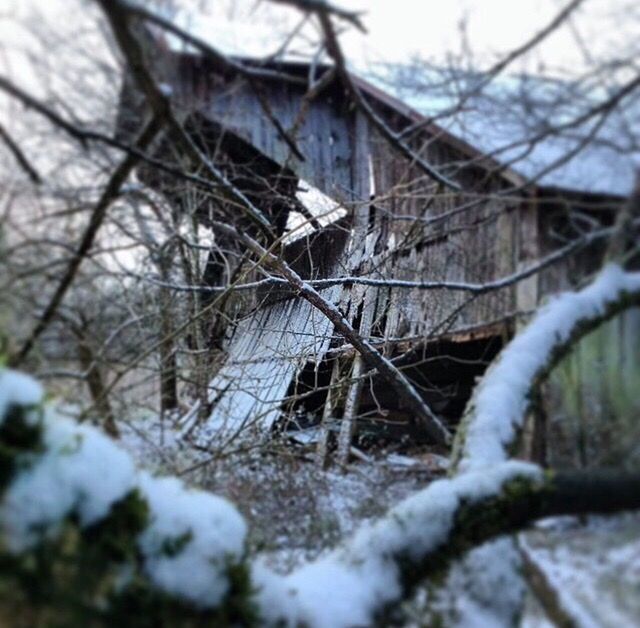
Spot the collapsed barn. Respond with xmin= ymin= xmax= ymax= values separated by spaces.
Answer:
xmin=118 ymin=32 xmax=637 ymax=465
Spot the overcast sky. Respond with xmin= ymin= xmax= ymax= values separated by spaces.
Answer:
xmin=165 ymin=0 xmax=638 ymax=79
xmin=1 ymin=0 xmax=637 ymax=83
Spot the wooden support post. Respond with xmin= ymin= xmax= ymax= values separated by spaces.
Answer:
xmin=337 ymin=286 xmax=377 ymax=465
xmin=336 ymin=356 xmax=365 ymax=465
xmin=315 ymin=359 xmax=343 ymax=469
xmin=519 ymin=388 xmax=548 ymax=467
xmin=515 ymin=199 xmax=540 ymax=328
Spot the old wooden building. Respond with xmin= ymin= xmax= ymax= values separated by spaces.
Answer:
xmin=119 ymin=33 xmax=637 ymax=461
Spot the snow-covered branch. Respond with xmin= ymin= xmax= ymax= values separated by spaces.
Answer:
xmin=451 ymin=263 xmax=640 ymax=472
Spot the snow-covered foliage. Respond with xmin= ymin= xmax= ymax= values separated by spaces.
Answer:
xmin=137 ymin=472 xmax=246 ymax=606
xmin=0 ymin=369 xmax=43 ymax=419
xmin=0 ymin=369 xmax=247 ymax=610
xmin=457 ymin=264 xmax=640 ymax=472
xmin=3 ymin=415 xmax=137 ymax=552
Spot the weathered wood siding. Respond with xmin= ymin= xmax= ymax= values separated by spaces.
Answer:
xmin=535 ymin=192 xmax=618 ymax=297
xmin=360 ymin=124 xmax=518 ymax=341
xmin=123 ymin=47 xmax=630 ymax=439
xmin=170 ymin=55 xmax=356 ymax=204
xmin=143 ymin=52 xmax=525 ymax=343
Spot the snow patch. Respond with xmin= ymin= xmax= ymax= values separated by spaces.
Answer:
xmin=138 ymin=472 xmax=247 ymax=608
xmin=0 ymin=369 xmax=43 ymax=423
xmin=521 ymin=512 xmax=640 ymax=627
xmin=1 ymin=410 xmax=136 ymax=551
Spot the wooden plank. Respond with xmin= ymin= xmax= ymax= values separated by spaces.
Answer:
xmin=202 ymin=78 xmax=353 ymax=200
xmin=336 ymin=286 xmax=377 ymax=464
xmin=516 ymin=198 xmax=540 ymax=327
xmin=315 ymin=360 xmax=343 ymax=469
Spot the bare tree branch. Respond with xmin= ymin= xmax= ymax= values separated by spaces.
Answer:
xmin=0 ymin=381 xmax=638 ymax=626
xmin=0 ymin=121 xmax=41 ymax=184
xmin=451 ymin=265 xmax=640 ymax=472
xmin=132 ymin=217 xmax=639 ymax=297
xmin=269 ymin=0 xmax=367 ymax=32
xmin=317 ymin=10 xmax=464 ymax=192
xmin=398 ymin=0 xmax=587 ymax=140
xmin=9 ymin=114 xmax=164 ymax=366
xmin=97 ymin=0 xmax=276 ymax=238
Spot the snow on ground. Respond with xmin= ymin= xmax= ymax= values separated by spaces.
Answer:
xmin=119 ymin=414 xmax=438 ymax=573
xmin=403 ymin=513 xmax=640 ymax=628
xmin=0 ymin=370 xmax=247 ymax=610
xmin=520 ymin=513 xmax=640 ymax=627
xmin=119 ymin=414 xmax=640 ymax=626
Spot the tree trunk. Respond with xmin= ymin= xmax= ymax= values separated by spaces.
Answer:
xmin=77 ymin=338 xmax=119 ymax=438
xmin=158 ymin=260 xmax=178 ymax=416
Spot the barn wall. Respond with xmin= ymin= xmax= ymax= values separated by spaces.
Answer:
xmin=357 ymin=124 xmax=519 ymax=341
xmin=535 ymin=193 xmax=617 ymax=298
xmin=121 ymin=47 xmax=633 ymax=442
xmin=148 ymin=52 xmax=527 ymax=344
xmin=170 ymin=55 xmax=356 ymax=204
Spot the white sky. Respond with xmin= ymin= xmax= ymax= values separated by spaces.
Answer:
xmin=168 ymin=0 xmax=638 ymax=78
xmin=1 ymin=0 xmax=637 ymax=83
xmin=341 ymin=0 xmax=635 ymax=68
